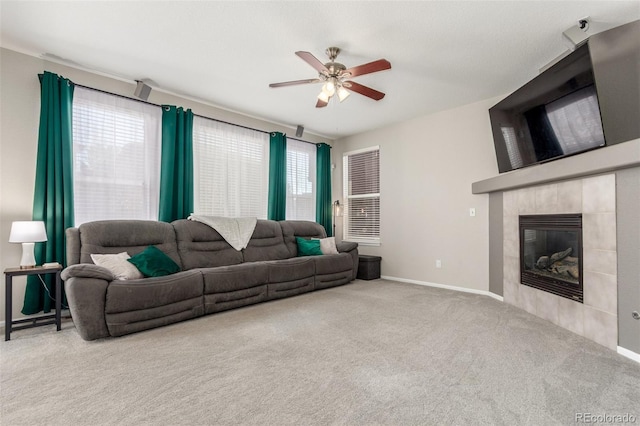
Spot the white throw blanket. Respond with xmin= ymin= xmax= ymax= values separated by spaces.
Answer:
xmin=188 ymin=215 xmax=257 ymax=251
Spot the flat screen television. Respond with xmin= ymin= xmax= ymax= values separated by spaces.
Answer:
xmin=489 ymin=43 xmax=606 ymax=173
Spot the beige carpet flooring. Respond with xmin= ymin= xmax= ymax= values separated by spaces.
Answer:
xmin=1 ymin=279 xmax=639 ymax=425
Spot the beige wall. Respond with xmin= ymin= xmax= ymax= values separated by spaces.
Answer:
xmin=0 ymin=47 xmax=330 ymax=323
xmin=333 ymin=97 xmax=501 ymax=292
xmin=1 ymin=49 xmax=42 ymax=324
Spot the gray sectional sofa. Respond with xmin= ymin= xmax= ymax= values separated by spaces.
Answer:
xmin=62 ymin=219 xmax=358 ymax=340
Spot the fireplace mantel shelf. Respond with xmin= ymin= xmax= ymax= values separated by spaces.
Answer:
xmin=472 ymin=138 xmax=640 ymax=194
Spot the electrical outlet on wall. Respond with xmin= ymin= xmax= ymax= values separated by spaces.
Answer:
xmin=436 ymin=259 xmax=442 ymax=268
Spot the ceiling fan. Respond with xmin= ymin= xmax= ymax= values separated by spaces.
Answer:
xmin=269 ymin=47 xmax=391 ymax=108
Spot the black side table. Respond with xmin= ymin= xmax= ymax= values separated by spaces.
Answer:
xmin=4 ymin=266 xmax=62 ymax=341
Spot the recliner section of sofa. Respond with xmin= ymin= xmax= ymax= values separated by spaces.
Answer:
xmin=202 ymin=263 xmax=269 ymax=314
xmin=314 ymin=254 xmax=354 ymax=290
xmin=266 ymin=257 xmax=316 ymax=299
xmin=62 ymin=219 xmax=358 ymax=341
xmin=104 ymin=269 xmax=205 ymax=337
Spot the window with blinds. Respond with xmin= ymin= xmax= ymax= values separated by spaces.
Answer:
xmin=286 ymin=140 xmax=316 ymax=221
xmin=72 ymin=87 xmax=162 ymax=226
xmin=343 ymin=146 xmax=380 ymax=245
xmin=193 ymin=116 xmax=269 ymax=218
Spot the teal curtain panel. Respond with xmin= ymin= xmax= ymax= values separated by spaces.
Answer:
xmin=268 ymin=132 xmax=287 ymax=220
xmin=23 ymin=71 xmax=75 ymax=315
xmin=159 ymin=106 xmax=194 ymax=222
xmin=316 ymin=143 xmax=332 ymax=236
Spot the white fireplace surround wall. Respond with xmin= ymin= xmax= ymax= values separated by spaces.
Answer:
xmin=503 ymin=174 xmax=617 ymax=350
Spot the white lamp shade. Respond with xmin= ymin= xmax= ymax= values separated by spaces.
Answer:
xmin=317 ymin=91 xmax=330 ymax=102
xmin=9 ymin=221 xmax=48 ymax=243
xmin=337 ymin=86 xmax=351 ymax=102
xmin=326 ymin=81 xmax=336 ymax=96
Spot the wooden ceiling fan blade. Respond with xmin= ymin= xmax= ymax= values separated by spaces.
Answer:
xmin=343 ymin=59 xmax=391 ymax=78
xmin=344 ymin=81 xmax=385 ymax=101
xmin=295 ymin=51 xmax=329 ymax=73
xmin=269 ymin=78 xmax=321 ymax=88
xmin=316 ymin=99 xmax=328 ymax=108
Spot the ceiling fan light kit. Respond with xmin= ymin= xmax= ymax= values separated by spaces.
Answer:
xmin=323 ymin=78 xmax=337 ymax=96
xmin=270 ymin=46 xmax=391 ymax=108
xmin=337 ymin=86 xmax=350 ymax=102
xmin=317 ymin=90 xmax=330 ymax=103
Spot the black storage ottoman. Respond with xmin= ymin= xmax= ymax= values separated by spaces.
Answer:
xmin=357 ymin=255 xmax=381 ymax=280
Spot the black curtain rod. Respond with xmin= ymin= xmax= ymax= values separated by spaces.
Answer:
xmin=74 ymin=83 xmax=322 ymax=146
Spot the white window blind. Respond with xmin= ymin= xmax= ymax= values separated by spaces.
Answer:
xmin=72 ymin=87 xmax=161 ymax=226
xmin=343 ymin=146 xmax=380 ymax=245
xmin=286 ymin=139 xmax=316 ymax=221
xmin=193 ymin=116 xmax=269 ymax=218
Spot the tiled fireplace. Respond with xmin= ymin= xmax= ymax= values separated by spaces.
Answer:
xmin=503 ymin=174 xmax=617 ymax=350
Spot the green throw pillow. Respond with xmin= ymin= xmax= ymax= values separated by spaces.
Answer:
xmin=127 ymin=246 xmax=181 ymax=277
xmin=296 ymin=237 xmax=323 ymax=256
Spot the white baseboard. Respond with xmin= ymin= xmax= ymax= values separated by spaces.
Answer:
xmin=487 ymin=292 xmax=504 ymax=302
xmin=380 ymin=275 xmax=502 ymax=301
xmin=618 ymin=346 xmax=640 ymax=363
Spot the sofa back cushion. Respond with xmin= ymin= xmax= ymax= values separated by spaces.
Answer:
xmin=172 ymin=219 xmax=243 ymax=269
xmin=75 ymin=220 xmax=182 ymax=268
xmin=280 ymin=220 xmax=327 ymax=257
xmin=242 ymin=220 xmax=290 ymax=262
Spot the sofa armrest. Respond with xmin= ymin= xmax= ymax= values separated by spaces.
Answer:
xmin=61 ymin=264 xmax=114 ymax=281
xmin=62 ymin=264 xmax=112 ymax=341
xmin=336 ymin=241 xmax=358 ymax=253
xmin=336 ymin=241 xmax=359 ymax=280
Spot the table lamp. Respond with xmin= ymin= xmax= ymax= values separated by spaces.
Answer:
xmin=9 ymin=221 xmax=48 ymax=269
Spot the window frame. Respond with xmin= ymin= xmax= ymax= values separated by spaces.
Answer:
xmin=342 ymin=145 xmax=381 ymax=246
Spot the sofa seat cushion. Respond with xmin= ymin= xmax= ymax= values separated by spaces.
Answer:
xmin=201 ymin=263 xmax=269 ymax=314
xmin=172 ymin=219 xmax=243 ymax=269
xmin=266 ymin=257 xmax=315 ymax=282
xmin=104 ymin=270 xmax=204 ymax=336
xmin=313 ymin=253 xmax=354 ymax=275
xmin=201 ymin=262 xmax=268 ymax=293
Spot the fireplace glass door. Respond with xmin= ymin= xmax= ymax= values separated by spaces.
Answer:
xmin=519 ymin=214 xmax=583 ymax=302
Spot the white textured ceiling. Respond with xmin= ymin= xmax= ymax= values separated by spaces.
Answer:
xmin=1 ymin=1 xmax=638 ymax=139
